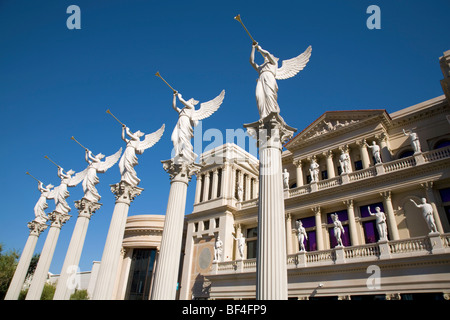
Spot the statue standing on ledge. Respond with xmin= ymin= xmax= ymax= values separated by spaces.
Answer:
xmin=365 ymin=140 xmax=382 ymax=164
xmin=283 ymin=169 xmax=290 ymax=189
xmin=331 ymin=213 xmax=345 ymax=247
xmin=296 ymin=220 xmax=308 ymax=252
xmin=309 ymin=157 xmax=319 ymax=183
xmin=410 ymin=198 xmax=438 ymax=233
xmin=214 ymin=236 xmax=223 ymax=262
xmin=367 ymin=206 xmax=388 ymax=240
xmin=403 ymin=129 xmax=422 ymax=153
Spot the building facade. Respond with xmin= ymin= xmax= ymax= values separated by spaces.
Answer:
xmin=112 ymin=50 xmax=450 ymax=300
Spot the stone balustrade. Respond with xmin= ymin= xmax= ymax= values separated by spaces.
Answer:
xmin=282 ymin=146 xmax=450 ymax=200
xmin=210 ymin=232 xmax=450 ymax=275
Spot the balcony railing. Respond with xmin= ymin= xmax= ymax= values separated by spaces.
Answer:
xmin=210 ymin=233 xmax=450 ymax=275
xmin=286 ymin=146 xmax=450 ymax=199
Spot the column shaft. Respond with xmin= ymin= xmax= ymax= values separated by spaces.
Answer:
xmin=313 ymin=207 xmax=324 ymax=250
xmin=151 ymin=180 xmax=187 ymax=299
xmin=4 ymin=222 xmax=46 ymax=300
xmin=344 ymin=200 xmax=359 ymax=245
xmin=325 ymin=151 xmax=336 ymax=178
xmin=381 ymin=191 xmax=400 ymax=240
xmin=257 ymin=139 xmax=287 ymax=299
xmin=151 ymin=160 xmax=200 ymax=300
xmin=294 ymin=160 xmax=304 ymax=187
xmin=54 ymin=200 xmax=100 ymax=300
xmin=92 ymin=182 xmax=142 ymax=300
xmin=285 ymin=214 xmax=293 ymax=254
xmin=359 ymin=140 xmax=371 ymax=169
xmin=25 ymin=212 xmax=69 ymax=300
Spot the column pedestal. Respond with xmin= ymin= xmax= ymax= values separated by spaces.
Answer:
xmin=151 ymin=159 xmax=201 ymax=300
xmin=25 ymin=211 xmax=71 ymax=300
xmin=4 ymin=221 xmax=48 ymax=300
xmin=92 ymin=181 xmax=142 ymax=300
xmin=53 ymin=199 xmax=102 ymax=300
xmin=244 ymin=112 xmax=296 ymax=300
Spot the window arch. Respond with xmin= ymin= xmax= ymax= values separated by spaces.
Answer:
xmin=433 ymin=139 xmax=450 ymax=149
xmin=398 ymin=149 xmax=414 ymax=159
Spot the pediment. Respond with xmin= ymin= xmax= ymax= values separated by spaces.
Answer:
xmin=285 ymin=109 xmax=391 ymax=149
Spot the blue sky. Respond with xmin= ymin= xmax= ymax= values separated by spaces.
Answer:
xmin=0 ymin=0 xmax=449 ymax=273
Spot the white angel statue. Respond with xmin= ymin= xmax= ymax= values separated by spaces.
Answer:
xmin=119 ymin=123 xmax=165 ymax=187
xmin=33 ymin=181 xmax=54 ymax=224
xmin=171 ymin=90 xmax=225 ymax=163
xmin=250 ymin=42 xmax=311 ymax=119
xmin=82 ymin=148 xmax=122 ymax=203
xmin=48 ymin=166 xmax=87 ymax=215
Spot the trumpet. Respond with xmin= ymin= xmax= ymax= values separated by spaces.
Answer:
xmin=106 ymin=109 xmax=126 ymax=127
xmin=155 ymin=71 xmax=178 ymax=94
xmin=234 ymin=14 xmax=256 ymax=44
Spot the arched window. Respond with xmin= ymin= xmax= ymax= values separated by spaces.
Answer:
xmin=433 ymin=139 xmax=450 ymax=149
xmin=398 ymin=150 xmax=414 ymax=159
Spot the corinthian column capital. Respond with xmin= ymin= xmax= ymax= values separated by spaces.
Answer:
xmin=74 ymin=198 xmax=102 ymax=219
xmin=48 ymin=211 xmax=71 ymax=229
xmin=27 ymin=220 xmax=48 ymax=236
xmin=162 ymin=158 xmax=203 ymax=184
xmin=110 ymin=181 xmax=144 ymax=204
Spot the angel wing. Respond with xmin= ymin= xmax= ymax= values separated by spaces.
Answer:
xmin=47 ymin=186 xmax=58 ymax=199
xmin=136 ymin=124 xmax=165 ymax=154
xmin=96 ymin=147 xmax=123 ymax=173
xmin=275 ymin=45 xmax=312 ymax=80
xmin=68 ymin=168 xmax=88 ymax=187
xmin=191 ymin=90 xmax=225 ymax=121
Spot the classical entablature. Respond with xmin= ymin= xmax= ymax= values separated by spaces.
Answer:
xmin=284 ymin=109 xmax=392 ymax=151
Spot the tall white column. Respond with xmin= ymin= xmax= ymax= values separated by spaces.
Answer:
xmin=211 ymin=169 xmax=219 ymax=200
xmin=343 ymin=199 xmax=359 ymax=246
xmin=53 ymin=199 xmax=101 ymax=300
xmin=357 ymin=139 xmax=371 ymax=169
xmin=25 ymin=211 xmax=71 ymax=300
xmin=380 ymin=191 xmax=400 ymax=240
xmin=203 ymin=171 xmax=210 ymax=202
xmin=285 ymin=214 xmax=293 ymax=254
xmin=151 ymin=159 xmax=201 ymax=300
xmin=294 ymin=159 xmax=304 ymax=187
xmin=92 ymin=181 xmax=143 ymax=300
xmin=312 ymin=207 xmax=324 ymax=250
xmin=5 ymin=221 xmax=48 ymax=300
xmin=324 ymin=150 xmax=336 ymax=178
xmin=194 ymin=174 xmax=203 ymax=204
xmin=245 ymin=112 xmax=296 ymax=300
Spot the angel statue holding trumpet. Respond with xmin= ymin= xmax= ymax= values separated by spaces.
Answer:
xmin=156 ymin=71 xmax=225 ymax=164
xmin=71 ymin=136 xmax=122 ymax=203
xmin=235 ymin=14 xmax=312 ymax=119
xmin=105 ymin=109 xmax=165 ymax=188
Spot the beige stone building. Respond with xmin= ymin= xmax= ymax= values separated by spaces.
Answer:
xmin=111 ymin=50 xmax=450 ymax=300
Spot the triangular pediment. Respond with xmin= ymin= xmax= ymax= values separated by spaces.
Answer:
xmin=285 ymin=109 xmax=391 ymax=149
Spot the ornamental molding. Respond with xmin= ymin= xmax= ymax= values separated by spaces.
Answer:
xmin=285 ymin=110 xmax=391 ymax=151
